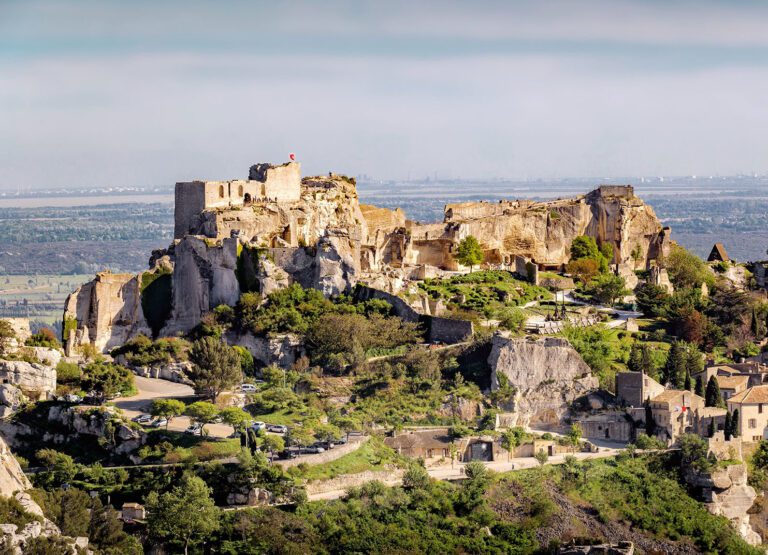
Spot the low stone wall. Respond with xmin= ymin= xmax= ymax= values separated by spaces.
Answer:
xmin=274 ymin=437 xmax=366 ymax=469
xmin=305 ymin=467 xmax=405 ymax=495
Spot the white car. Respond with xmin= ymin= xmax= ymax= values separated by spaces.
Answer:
xmin=250 ymin=421 xmax=266 ymax=432
xmin=151 ymin=418 xmax=168 ymax=428
xmin=184 ymin=423 xmax=202 ymax=435
xmin=241 ymin=383 xmax=258 ymax=393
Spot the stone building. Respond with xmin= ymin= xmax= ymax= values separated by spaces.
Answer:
xmin=648 ymin=390 xmax=705 ymax=443
xmin=174 ymin=162 xmax=301 ymax=238
xmin=727 ymin=385 xmax=768 ymax=442
xmin=578 ymin=412 xmax=633 ymax=442
xmin=615 ymin=371 xmax=665 ymax=408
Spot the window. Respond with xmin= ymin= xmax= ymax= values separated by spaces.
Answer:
xmin=749 ymin=418 xmax=757 ymax=429
xmin=760 ymin=404 xmax=764 ymax=414
xmin=238 ymin=185 xmax=243 ymax=197
xmin=218 ymin=185 xmax=225 ymax=198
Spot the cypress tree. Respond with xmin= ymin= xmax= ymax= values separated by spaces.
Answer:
xmin=663 ymin=342 xmax=686 ymax=387
xmin=645 ymin=398 xmax=656 ymax=437
xmin=751 ymin=306 xmax=761 ymax=338
xmin=685 ymin=347 xmax=702 ymax=379
xmin=708 ymin=418 xmax=716 ymax=438
xmin=695 ymin=375 xmax=704 ymax=397
xmin=640 ymin=345 xmax=654 ymax=376
xmin=731 ymin=408 xmax=740 ymax=438
xmin=705 ymin=375 xmax=724 ymax=408
xmin=628 ymin=343 xmax=642 ymax=372
xmin=684 ymin=370 xmax=692 ymax=391
xmin=724 ymin=412 xmax=732 ymax=441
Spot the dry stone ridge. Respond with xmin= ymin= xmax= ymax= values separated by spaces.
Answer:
xmin=64 ymin=162 xmax=672 ymax=353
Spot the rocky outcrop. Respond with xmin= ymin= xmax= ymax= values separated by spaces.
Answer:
xmin=227 ymin=331 xmax=304 ymax=369
xmin=488 ymin=334 xmax=598 ymax=429
xmin=63 ymin=271 xmax=151 ymax=354
xmin=0 ymin=360 xmax=56 ymax=400
xmin=686 ymin=464 xmax=761 ymax=545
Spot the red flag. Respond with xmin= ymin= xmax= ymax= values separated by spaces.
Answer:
xmin=289 ymin=153 xmax=296 ymax=161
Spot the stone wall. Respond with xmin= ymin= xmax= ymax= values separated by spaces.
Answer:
xmin=274 ymin=437 xmax=366 ymax=469
xmin=305 ymin=467 xmax=405 ymax=495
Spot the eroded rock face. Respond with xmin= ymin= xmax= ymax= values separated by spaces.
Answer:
xmin=488 ymin=334 xmax=598 ymax=429
xmin=63 ymin=271 xmax=151 ymax=354
xmin=0 ymin=360 xmax=56 ymax=400
xmin=226 ymin=331 xmax=304 ymax=369
xmin=687 ymin=464 xmax=761 ymax=545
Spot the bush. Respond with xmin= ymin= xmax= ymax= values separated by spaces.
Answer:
xmin=25 ymin=328 xmax=60 ymax=349
xmin=55 ymin=361 xmax=81 ymax=385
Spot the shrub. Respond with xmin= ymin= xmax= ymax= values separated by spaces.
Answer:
xmin=55 ymin=361 xmax=81 ymax=385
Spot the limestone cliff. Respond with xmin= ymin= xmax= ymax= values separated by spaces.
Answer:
xmin=488 ymin=334 xmax=598 ymax=429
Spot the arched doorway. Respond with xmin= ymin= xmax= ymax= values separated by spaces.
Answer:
xmin=244 ymin=193 xmax=252 ymax=205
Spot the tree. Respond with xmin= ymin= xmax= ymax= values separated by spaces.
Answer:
xmin=188 ymin=336 xmax=242 ymax=402
xmin=35 ymin=449 xmax=78 ymax=484
xmin=567 ymin=258 xmax=599 ymax=285
xmin=263 ymin=434 xmax=285 ymax=462
xmin=184 ymin=402 xmax=220 ymax=435
xmin=584 ymin=273 xmax=627 ymax=306
xmin=81 ymin=362 xmax=134 ymax=399
xmin=534 ymin=449 xmax=549 ymax=466
xmin=628 ymin=343 xmax=642 ymax=372
xmin=724 ymin=412 xmax=732 ymax=441
xmin=708 ymin=418 xmax=716 ymax=438
xmin=680 ymin=434 xmax=713 ymax=473
xmin=501 ymin=427 xmax=525 ymax=461
xmin=568 ymin=423 xmax=582 ymax=453
xmin=695 ymin=376 xmax=704 ymax=397
xmin=150 ymin=399 xmax=185 ymax=430
xmin=0 ymin=320 xmax=15 ymax=356
xmin=705 ymin=376 xmax=724 ymax=408
xmin=666 ymin=245 xmax=713 ymax=289
xmin=455 ymin=236 xmax=484 ymax=272
xmin=644 ymin=398 xmax=656 ymax=437
xmin=750 ymin=306 xmax=762 ymax=338
xmin=145 ymin=473 xmax=220 ymax=555
xmin=684 ymin=370 xmax=692 ymax=391
xmin=457 ymin=461 xmax=491 ymax=513
xmin=89 ymin=498 xmax=142 ymax=555
xmin=402 ymin=464 xmax=430 ymax=491
xmin=662 ymin=342 xmax=686 ymax=387
xmin=731 ymin=409 xmax=740 ymax=438
xmin=570 ymin=236 xmax=600 ymax=261
xmin=220 ymin=406 xmax=251 ymax=436
xmin=634 ymin=283 xmax=670 ymax=317
xmin=498 ymin=307 xmax=527 ymax=333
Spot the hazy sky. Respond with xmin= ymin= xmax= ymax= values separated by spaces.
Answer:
xmin=2 ymin=0 xmax=768 ymax=189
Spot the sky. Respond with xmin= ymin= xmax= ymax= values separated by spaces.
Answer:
xmin=2 ymin=0 xmax=768 ymax=189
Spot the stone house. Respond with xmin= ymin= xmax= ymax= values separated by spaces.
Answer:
xmin=648 ymin=390 xmax=705 ymax=443
xmin=578 ymin=412 xmax=633 ymax=442
xmin=717 ymin=375 xmax=749 ymax=401
xmin=121 ymin=503 xmax=145 ymax=523
xmin=727 ymin=385 xmax=768 ymax=442
xmin=386 ymin=429 xmax=453 ymax=462
xmin=615 ymin=371 xmax=665 ymax=408
xmin=694 ymin=406 xmax=728 ymax=437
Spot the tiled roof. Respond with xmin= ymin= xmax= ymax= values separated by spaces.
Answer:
xmin=652 ymin=389 xmax=703 ymax=405
xmin=716 ymin=375 xmax=749 ymax=390
xmin=728 ymin=385 xmax=768 ymax=405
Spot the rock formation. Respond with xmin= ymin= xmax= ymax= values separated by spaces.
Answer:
xmin=685 ymin=463 xmax=761 ymax=545
xmin=64 ymin=164 xmax=671 ymax=353
xmin=488 ymin=334 xmax=598 ymax=428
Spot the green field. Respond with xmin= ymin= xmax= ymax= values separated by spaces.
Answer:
xmin=0 ymin=274 xmax=92 ymax=324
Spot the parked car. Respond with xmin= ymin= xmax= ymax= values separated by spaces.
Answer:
xmin=60 ymin=394 xmax=82 ymax=404
xmin=279 ymin=448 xmax=300 ymax=460
xmin=241 ymin=383 xmax=258 ymax=393
xmin=151 ymin=418 xmax=168 ymax=428
xmin=250 ymin=421 xmax=267 ymax=432
xmin=184 ymin=423 xmax=202 ymax=435
xmin=299 ymin=446 xmax=325 ymax=455
xmin=335 ymin=435 xmax=348 ymax=445
xmin=133 ymin=414 xmax=153 ymax=425
xmin=267 ymin=424 xmax=288 ymax=434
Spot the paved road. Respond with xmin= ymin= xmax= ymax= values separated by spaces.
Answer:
xmin=114 ymin=376 xmax=234 ymax=438
xmin=307 ymin=447 xmax=623 ymax=501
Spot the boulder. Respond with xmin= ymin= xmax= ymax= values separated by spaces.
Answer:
xmin=488 ymin=334 xmax=598 ymax=429
xmin=0 ymin=360 xmax=55 ymax=400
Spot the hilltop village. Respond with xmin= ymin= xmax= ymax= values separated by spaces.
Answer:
xmin=1 ymin=162 xmax=768 ymax=552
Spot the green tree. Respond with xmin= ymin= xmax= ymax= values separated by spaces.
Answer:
xmin=666 ymin=245 xmax=714 ymax=289
xmin=498 ymin=307 xmax=526 ymax=333
xmin=189 ymin=336 xmax=242 ymax=402
xmin=662 ymin=342 xmax=685 ymax=387
xmin=628 ymin=343 xmax=642 ymax=372
xmin=724 ymin=412 xmax=732 ymax=441
xmin=567 ymin=258 xmax=600 ymax=285
xmin=731 ymin=408 xmax=740 ymax=438
xmin=81 ymin=362 xmax=134 ymax=398
xmin=184 ymin=402 xmax=220 ymax=435
xmin=695 ymin=375 xmax=704 ymax=397
xmin=750 ymin=306 xmax=762 ymax=338
xmin=570 ymin=236 xmax=600 ymax=261
xmin=708 ymin=418 xmax=716 ymax=438
xmin=644 ymin=398 xmax=656 ymax=436
xmin=35 ymin=449 xmax=78 ymax=484
xmin=145 ymin=473 xmax=220 ymax=555
xmin=568 ymin=423 xmax=582 ymax=453
xmin=88 ymin=498 xmax=143 ymax=555
xmin=500 ymin=427 xmax=525 ymax=461
xmin=680 ymin=433 xmax=713 ymax=473
xmin=684 ymin=370 xmax=692 ymax=391
xmin=263 ymin=434 xmax=285 ymax=462
xmin=534 ymin=449 xmax=549 ymax=466
xmin=455 ymin=236 xmax=484 ymax=272
xmin=584 ymin=273 xmax=627 ymax=306
xmin=219 ymin=406 xmax=251 ymax=436
xmin=705 ymin=375 xmax=724 ymax=408
xmin=150 ymin=398 xmax=185 ymax=429
xmin=634 ymin=283 xmax=670 ymax=317
xmin=402 ymin=464 xmax=430 ymax=491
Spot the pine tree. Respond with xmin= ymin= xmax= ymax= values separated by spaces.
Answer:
xmin=705 ymin=375 xmax=724 ymax=408
xmin=708 ymin=418 xmax=716 ymax=438
xmin=731 ymin=408 xmax=740 ymax=438
xmin=663 ymin=342 xmax=685 ymax=386
xmin=685 ymin=347 xmax=702 ymax=380
xmin=695 ymin=375 xmax=704 ymax=397
xmin=725 ymin=412 xmax=732 ymax=440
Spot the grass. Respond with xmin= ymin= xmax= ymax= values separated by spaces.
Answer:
xmin=144 ymin=430 xmax=242 ymax=463
xmin=248 ymin=408 xmax=304 ymax=426
xmin=293 ymin=437 xmax=407 ymax=482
